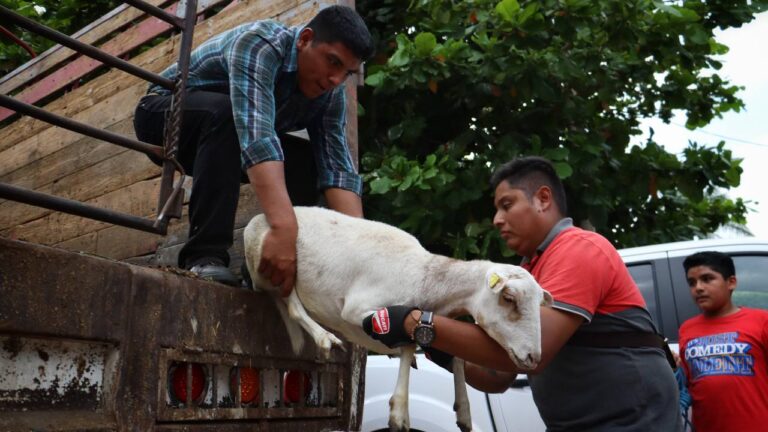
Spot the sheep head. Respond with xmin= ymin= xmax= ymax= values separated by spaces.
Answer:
xmin=474 ymin=265 xmax=552 ymax=370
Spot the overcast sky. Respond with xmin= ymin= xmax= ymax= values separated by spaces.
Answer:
xmin=638 ymin=12 xmax=768 ymax=238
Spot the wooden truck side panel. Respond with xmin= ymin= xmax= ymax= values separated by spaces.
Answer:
xmin=0 ymin=236 xmax=366 ymax=431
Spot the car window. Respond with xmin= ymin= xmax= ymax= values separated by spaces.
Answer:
xmin=627 ymin=264 xmax=660 ymax=327
xmin=732 ymin=255 xmax=768 ymax=310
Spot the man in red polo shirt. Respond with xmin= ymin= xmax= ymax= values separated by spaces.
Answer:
xmin=363 ymin=156 xmax=681 ymax=431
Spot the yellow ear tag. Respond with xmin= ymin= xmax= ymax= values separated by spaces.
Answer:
xmin=489 ymin=273 xmax=501 ymax=289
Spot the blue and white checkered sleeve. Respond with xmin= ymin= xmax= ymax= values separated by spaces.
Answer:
xmin=227 ymin=32 xmax=284 ymax=170
xmin=307 ymin=87 xmax=362 ymax=195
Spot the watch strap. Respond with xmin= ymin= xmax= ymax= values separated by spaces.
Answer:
xmin=420 ymin=310 xmax=434 ymax=326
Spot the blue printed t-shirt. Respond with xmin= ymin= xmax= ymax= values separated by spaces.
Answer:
xmin=522 ymin=219 xmax=680 ymax=431
xmin=148 ymin=20 xmax=361 ymax=194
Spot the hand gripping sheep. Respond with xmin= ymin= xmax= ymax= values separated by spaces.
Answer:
xmin=244 ymin=207 xmax=552 ymax=432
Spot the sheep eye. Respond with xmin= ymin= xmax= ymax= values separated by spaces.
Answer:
xmin=500 ymin=292 xmax=519 ymax=313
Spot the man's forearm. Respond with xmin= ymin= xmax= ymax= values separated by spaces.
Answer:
xmin=422 ymin=316 xmax=520 ymax=372
xmin=324 ymin=187 xmax=363 ymax=218
xmin=420 ymin=307 xmax=583 ymax=374
xmin=422 ymin=317 xmax=523 ymax=393
xmin=246 ymin=161 xmax=297 ymax=229
xmin=464 ymin=362 xmax=518 ymax=393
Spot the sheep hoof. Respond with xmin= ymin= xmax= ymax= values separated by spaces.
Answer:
xmin=455 ymin=404 xmax=472 ymax=432
xmin=387 ymin=417 xmax=409 ymax=432
xmin=388 ymin=396 xmax=410 ymax=431
xmin=329 ymin=333 xmax=344 ymax=349
xmin=314 ymin=332 xmax=344 ymax=360
xmin=456 ymin=421 xmax=473 ymax=432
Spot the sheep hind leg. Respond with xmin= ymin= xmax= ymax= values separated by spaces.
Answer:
xmin=452 ymin=358 xmax=473 ymax=432
xmin=388 ymin=345 xmax=416 ymax=432
xmin=284 ymin=291 xmax=344 ymax=360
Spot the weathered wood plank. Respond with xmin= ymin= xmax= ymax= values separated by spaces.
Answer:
xmin=0 ymin=183 xmax=54 ymax=230
xmin=51 ymin=148 xmax=157 ymax=199
xmin=0 ymin=118 xmax=133 ymax=189
xmin=6 ymin=177 xmax=167 ymax=244
xmin=0 ymin=75 xmax=146 ymax=154
xmin=56 ymin=231 xmax=98 ymax=254
xmin=94 ymin=223 xmax=166 ymax=260
xmin=0 ymin=84 xmax=147 ymax=176
xmin=0 ymin=116 xmax=132 ymax=209
xmin=121 ymin=224 xmax=247 ymax=270
xmin=6 ymin=172 xmax=261 ymax=256
xmin=277 ymin=0 xmax=321 ymax=23
xmin=0 ymin=150 xmax=159 ymax=229
xmin=58 ymin=180 xmax=260 ymax=263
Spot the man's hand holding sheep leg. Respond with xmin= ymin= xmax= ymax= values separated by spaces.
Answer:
xmin=362 ymin=306 xmax=417 ymax=348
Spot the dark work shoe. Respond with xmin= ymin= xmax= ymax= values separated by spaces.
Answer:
xmin=187 ymin=260 xmax=238 ymax=287
xmin=240 ymin=262 xmax=253 ymax=290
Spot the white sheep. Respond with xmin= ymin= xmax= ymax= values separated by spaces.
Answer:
xmin=243 ymin=207 xmax=552 ymax=432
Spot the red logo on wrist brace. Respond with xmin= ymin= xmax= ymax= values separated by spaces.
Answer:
xmin=372 ymin=309 xmax=390 ymax=334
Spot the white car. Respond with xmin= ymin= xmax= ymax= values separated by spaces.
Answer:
xmin=362 ymin=238 xmax=768 ymax=431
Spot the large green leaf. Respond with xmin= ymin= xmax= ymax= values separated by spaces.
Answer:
xmin=495 ymin=0 xmax=520 ymax=22
xmin=414 ymin=32 xmax=437 ymax=57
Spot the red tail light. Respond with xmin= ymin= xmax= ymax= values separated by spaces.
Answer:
xmin=169 ymin=362 xmax=206 ymax=404
xmin=230 ymin=367 xmax=260 ymax=404
xmin=283 ymin=370 xmax=311 ymax=404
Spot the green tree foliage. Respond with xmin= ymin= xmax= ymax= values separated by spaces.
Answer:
xmin=358 ymin=0 xmax=766 ymax=259
xmin=0 ymin=0 xmax=121 ymax=75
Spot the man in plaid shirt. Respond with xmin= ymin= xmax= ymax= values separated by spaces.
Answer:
xmin=134 ymin=6 xmax=373 ymax=288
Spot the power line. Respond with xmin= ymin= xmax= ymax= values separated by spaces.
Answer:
xmin=669 ymin=122 xmax=768 ymax=148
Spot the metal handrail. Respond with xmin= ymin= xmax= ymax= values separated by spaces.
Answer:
xmin=0 ymin=183 xmax=165 ymax=233
xmin=0 ymin=94 xmax=164 ymax=158
xmin=123 ymin=0 xmax=186 ymax=29
xmin=0 ymin=0 xmax=198 ymax=235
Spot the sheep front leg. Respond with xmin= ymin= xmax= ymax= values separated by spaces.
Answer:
xmin=389 ymin=345 xmax=416 ymax=432
xmin=452 ymin=358 xmax=473 ymax=432
xmin=284 ymin=291 xmax=344 ymax=360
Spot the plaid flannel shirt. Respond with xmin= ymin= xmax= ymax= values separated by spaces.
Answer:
xmin=148 ymin=20 xmax=361 ymax=195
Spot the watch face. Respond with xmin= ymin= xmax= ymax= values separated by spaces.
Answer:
xmin=414 ymin=325 xmax=436 ymax=346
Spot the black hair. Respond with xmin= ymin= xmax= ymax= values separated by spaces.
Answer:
xmin=683 ymin=251 xmax=736 ymax=279
xmin=489 ymin=156 xmax=568 ymax=215
xmin=305 ymin=5 xmax=374 ymax=61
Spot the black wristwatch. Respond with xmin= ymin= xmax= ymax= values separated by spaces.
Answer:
xmin=413 ymin=311 xmax=436 ymax=347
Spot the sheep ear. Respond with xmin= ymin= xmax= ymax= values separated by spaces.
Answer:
xmin=540 ymin=289 xmax=554 ymax=306
xmin=486 ymin=269 xmax=507 ymax=294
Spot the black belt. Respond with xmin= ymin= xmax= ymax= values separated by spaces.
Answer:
xmin=567 ymin=331 xmax=677 ymax=369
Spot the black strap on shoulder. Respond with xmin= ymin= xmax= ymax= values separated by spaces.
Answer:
xmin=567 ymin=331 xmax=677 ymax=369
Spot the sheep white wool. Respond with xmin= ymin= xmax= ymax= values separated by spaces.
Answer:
xmin=244 ymin=206 xmax=552 ymax=432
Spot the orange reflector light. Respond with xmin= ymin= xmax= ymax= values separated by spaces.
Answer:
xmin=169 ymin=362 xmax=206 ymax=404
xmin=283 ymin=370 xmax=311 ymax=404
xmin=230 ymin=367 xmax=260 ymax=404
